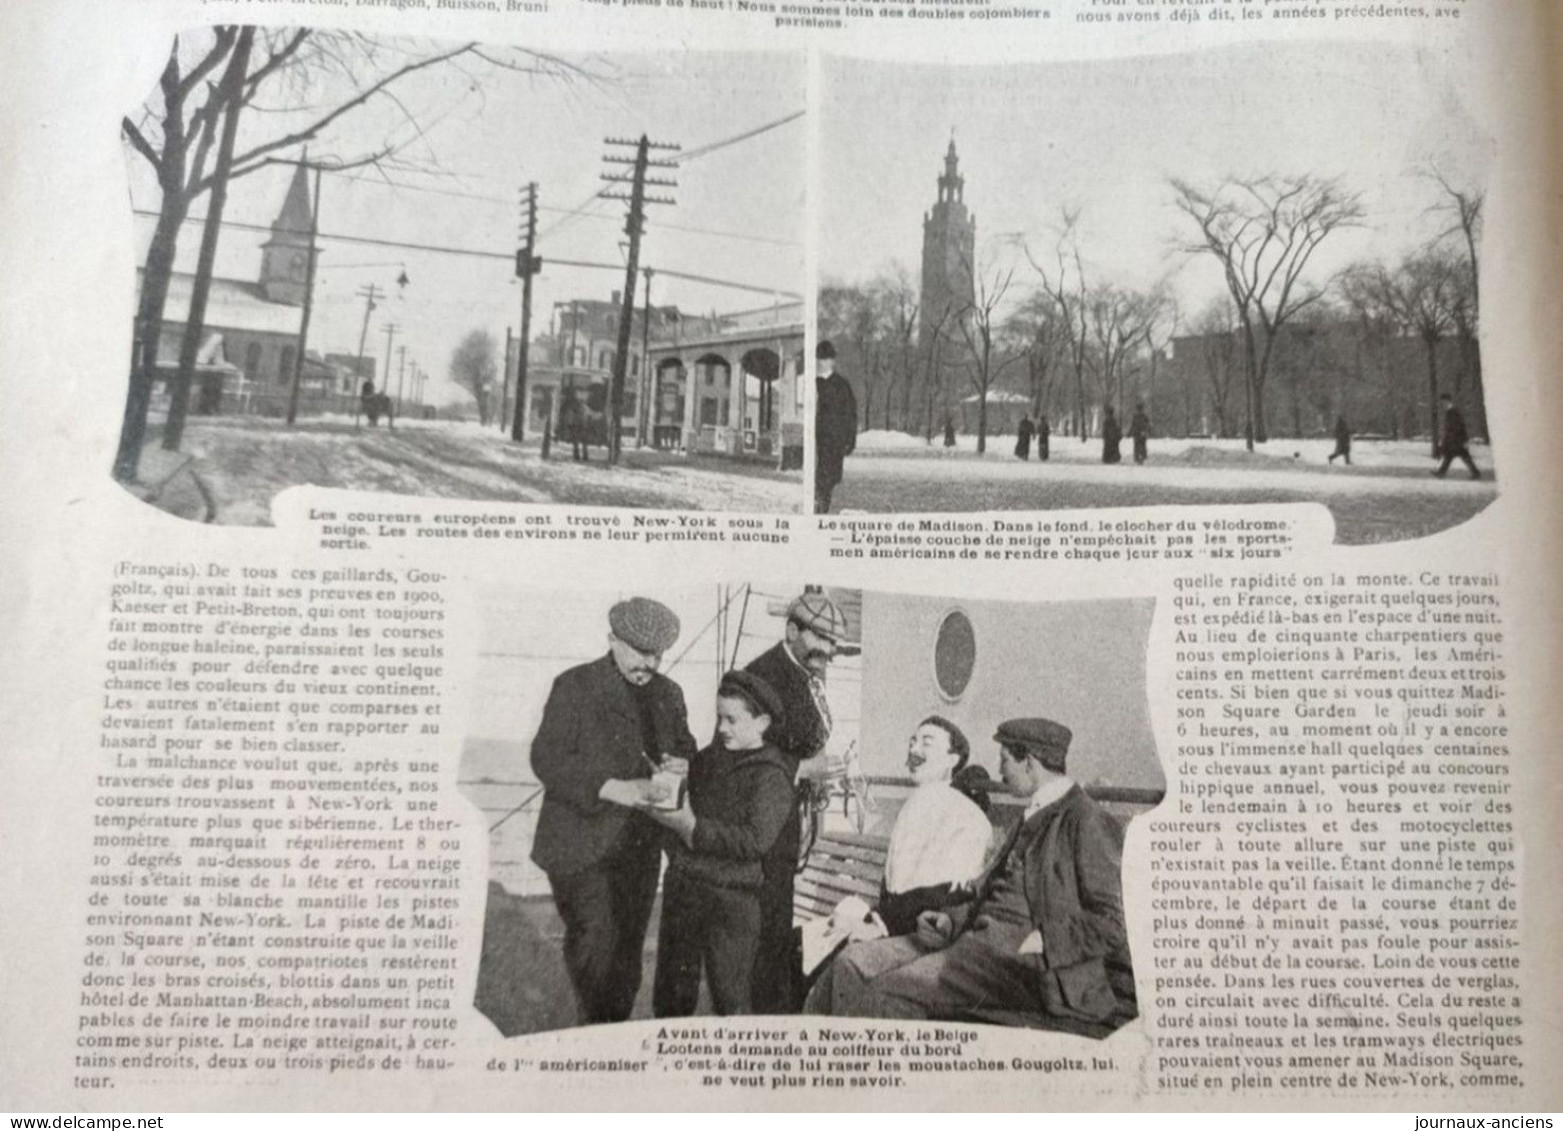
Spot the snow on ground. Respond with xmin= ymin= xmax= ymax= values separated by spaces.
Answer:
xmin=179 ymin=416 xmax=802 ymax=525
xmin=854 ymin=430 xmax=1491 ymax=484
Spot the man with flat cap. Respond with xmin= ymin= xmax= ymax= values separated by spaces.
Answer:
xmin=814 ymin=340 xmax=858 ymax=514
xmin=529 ymin=596 xmax=698 ymax=1024
xmin=743 ymin=591 xmax=849 ymax=1012
xmin=805 ymin=717 xmax=1133 ymax=1034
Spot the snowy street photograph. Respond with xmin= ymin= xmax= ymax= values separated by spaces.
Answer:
xmin=116 ymin=29 xmax=806 ymax=523
xmin=814 ymin=45 xmax=1496 ymax=543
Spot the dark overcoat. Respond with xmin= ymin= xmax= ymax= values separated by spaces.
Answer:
xmin=529 ymin=654 xmax=697 ymax=876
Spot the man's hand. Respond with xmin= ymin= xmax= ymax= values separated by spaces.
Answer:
xmin=659 ymin=756 xmax=690 ymax=777
xmin=598 ymin=778 xmax=658 ymax=808
xmin=914 ymin=910 xmax=954 ymax=951
xmin=797 ymin=749 xmax=846 ymax=783
xmin=644 ymin=796 xmax=697 ymax=847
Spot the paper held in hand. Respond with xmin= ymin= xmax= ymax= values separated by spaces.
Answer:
xmin=645 ymin=767 xmax=688 ymax=811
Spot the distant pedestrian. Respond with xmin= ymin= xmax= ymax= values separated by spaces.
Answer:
xmin=1036 ymin=413 xmax=1050 ymax=461
xmin=1014 ymin=414 xmax=1034 ymax=461
xmin=360 ymin=379 xmax=392 ymax=428
xmin=1328 ymin=414 xmax=1352 ymax=465
xmin=943 ymin=418 xmax=957 ymax=448
xmin=814 ymin=340 xmax=858 ymax=513
xmin=1101 ymin=406 xmax=1122 ymax=465
xmin=560 ymin=389 xmax=588 ymax=462
xmin=1433 ymin=393 xmax=1480 ymax=479
xmin=1129 ymin=401 xmax=1151 ymax=465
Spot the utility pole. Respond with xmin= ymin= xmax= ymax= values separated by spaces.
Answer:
xmin=511 ymin=182 xmax=542 ymax=442
xmin=500 ymin=326 xmax=513 ymax=433
xmin=602 ymin=135 xmax=678 ymax=463
xmin=381 ymin=321 xmax=399 ymax=428
xmin=166 ymin=28 xmax=256 ymax=451
xmin=351 ymin=284 xmax=382 ymax=427
xmin=284 ymin=164 xmax=322 ymax=428
xmin=638 ymin=267 xmax=655 ymax=448
xmin=395 ymin=344 xmax=408 ymax=416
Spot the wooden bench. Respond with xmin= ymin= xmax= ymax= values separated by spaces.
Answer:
xmin=795 ymin=830 xmax=888 ymax=924
xmin=792 ymin=784 xmax=1164 ymax=1037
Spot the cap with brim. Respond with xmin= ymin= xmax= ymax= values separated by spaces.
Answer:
xmin=816 ymin=340 xmax=837 ymax=361
xmin=787 ymin=593 xmax=848 ymax=641
xmin=609 ymin=597 xmax=681 ymax=655
xmin=994 ymin=717 xmax=1072 ymax=768
xmin=718 ymin=669 xmax=785 ymax=724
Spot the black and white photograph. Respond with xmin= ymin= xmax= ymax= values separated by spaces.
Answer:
xmin=462 ymin=584 xmax=1163 ymax=1037
xmin=814 ymin=45 xmax=1496 ymax=543
xmin=115 ymin=29 xmax=806 ymax=523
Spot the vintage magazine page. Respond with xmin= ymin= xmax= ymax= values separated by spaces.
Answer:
xmin=1 ymin=0 xmax=1560 ymax=1115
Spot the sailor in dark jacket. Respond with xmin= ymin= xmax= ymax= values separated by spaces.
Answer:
xmin=743 ymin=592 xmax=848 ymax=1013
xmin=528 ymin=597 xmax=697 ymax=1025
xmin=648 ymin=671 xmax=795 ymax=1017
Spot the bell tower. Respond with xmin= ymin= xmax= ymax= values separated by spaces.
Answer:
xmin=259 ymin=162 xmax=313 ymax=306
xmin=919 ymin=137 xmax=976 ymax=355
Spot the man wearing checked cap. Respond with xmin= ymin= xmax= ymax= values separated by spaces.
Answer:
xmin=743 ymin=590 xmax=850 ymax=1012
xmin=529 ymin=596 xmax=698 ymax=1025
xmin=805 ymin=716 xmax=1133 ymax=1034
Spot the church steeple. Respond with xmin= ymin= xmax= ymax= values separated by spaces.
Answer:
xmin=939 ymin=137 xmax=963 ymax=203
xmin=920 ymin=138 xmax=976 ymax=354
xmin=259 ymin=162 xmax=314 ymax=306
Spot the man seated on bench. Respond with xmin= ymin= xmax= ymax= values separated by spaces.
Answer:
xmin=876 ymin=716 xmax=993 ymax=936
xmin=800 ymin=718 xmax=993 ymax=972
xmin=803 ymin=718 xmax=1132 ymax=1033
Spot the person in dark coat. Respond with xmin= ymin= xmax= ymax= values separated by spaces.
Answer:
xmin=528 ymin=597 xmax=697 ymax=1025
xmin=1129 ymin=401 xmax=1151 ymax=465
xmin=559 ymin=388 xmax=587 ymax=461
xmin=943 ymin=418 xmax=957 ymax=448
xmin=1014 ymin=415 xmax=1035 ymax=461
xmin=646 ymin=672 xmax=796 ymax=1017
xmin=805 ymin=718 xmax=1132 ymax=1035
xmin=1101 ymin=406 xmax=1122 ymax=464
xmin=814 ymin=341 xmax=858 ymax=513
xmin=743 ymin=592 xmax=848 ymax=1013
xmin=1433 ymin=393 xmax=1480 ymax=479
xmin=1328 ymin=414 xmax=1352 ymax=465
xmin=1036 ymin=413 xmax=1051 ymax=461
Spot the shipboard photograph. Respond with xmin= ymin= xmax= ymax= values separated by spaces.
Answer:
xmin=115 ymin=29 xmax=806 ymax=524
xmin=461 ymin=583 xmax=1163 ymax=1037
xmin=813 ymin=44 xmax=1496 ymax=544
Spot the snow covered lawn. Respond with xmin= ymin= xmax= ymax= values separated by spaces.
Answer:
xmin=176 ymin=416 xmax=803 ymax=524
xmin=834 ymin=434 xmax=1496 ymax=544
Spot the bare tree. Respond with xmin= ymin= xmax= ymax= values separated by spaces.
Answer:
xmin=1025 ymin=210 xmax=1093 ymax=441
xmin=1006 ymin=290 xmax=1068 ymax=420
xmin=1082 ymin=283 xmax=1166 ymax=417
xmin=955 ymin=249 xmax=1020 ymax=454
xmin=1189 ymin=298 xmax=1240 ymax=438
xmin=1391 ymin=249 xmax=1464 ymax=456
xmin=116 ymin=27 xmax=595 ymax=478
xmin=1425 ymin=168 xmax=1485 ymax=439
xmin=1171 ymin=175 xmax=1365 ymax=449
xmin=450 ymin=329 xmax=500 ymax=426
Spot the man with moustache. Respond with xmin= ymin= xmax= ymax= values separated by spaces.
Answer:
xmin=529 ymin=596 xmax=698 ymax=1024
xmin=743 ymin=591 xmax=849 ymax=1012
xmin=805 ymin=718 xmax=1132 ymax=1034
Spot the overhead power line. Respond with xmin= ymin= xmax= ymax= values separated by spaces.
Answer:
xmin=130 ymin=208 xmax=801 ymax=298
